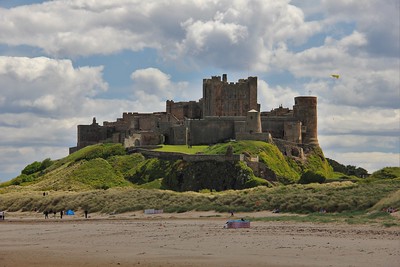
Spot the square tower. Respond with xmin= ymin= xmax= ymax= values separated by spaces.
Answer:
xmin=202 ymin=74 xmax=259 ymax=117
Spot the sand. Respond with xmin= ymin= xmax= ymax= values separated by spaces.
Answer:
xmin=0 ymin=211 xmax=399 ymax=267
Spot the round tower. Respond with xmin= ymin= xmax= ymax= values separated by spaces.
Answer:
xmin=293 ymin=96 xmax=319 ymax=146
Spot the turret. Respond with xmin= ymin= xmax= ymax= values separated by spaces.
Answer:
xmin=293 ymin=96 xmax=319 ymax=146
xmin=245 ymin=109 xmax=262 ymax=133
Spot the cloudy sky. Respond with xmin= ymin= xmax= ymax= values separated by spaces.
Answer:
xmin=0 ymin=0 xmax=399 ymax=182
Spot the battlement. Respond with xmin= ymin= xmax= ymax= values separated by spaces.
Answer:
xmin=203 ymin=74 xmax=257 ymax=85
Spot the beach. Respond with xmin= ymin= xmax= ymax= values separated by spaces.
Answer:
xmin=0 ymin=211 xmax=399 ymax=267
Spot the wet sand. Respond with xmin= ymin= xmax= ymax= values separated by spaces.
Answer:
xmin=0 ymin=211 xmax=399 ymax=267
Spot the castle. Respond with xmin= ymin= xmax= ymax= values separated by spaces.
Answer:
xmin=69 ymin=74 xmax=319 ymax=157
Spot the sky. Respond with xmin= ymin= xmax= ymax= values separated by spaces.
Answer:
xmin=0 ymin=0 xmax=399 ymax=182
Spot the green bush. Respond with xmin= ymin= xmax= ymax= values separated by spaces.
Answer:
xmin=10 ymin=174 xmax=35 ymax=185
xmin=245 ymin=177 xmax=270 ymax=188
xmin=327 ymin=158 xmax=369 ymax=178
xmin=298 ymin=170 xmax=326 ymax=184
xmin=40 ymin=158 xmax=53 ymax=170
xmin=21 ymin=161 xmax=42 ymax=175
xmin=20 ymin=158 xmax=53 ymax=178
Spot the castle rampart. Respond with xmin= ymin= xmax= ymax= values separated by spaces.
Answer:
xmin=133 ymin=148 xmax=244 ymax=162
xmin=70 ymin=74 xmax=319 ymax=155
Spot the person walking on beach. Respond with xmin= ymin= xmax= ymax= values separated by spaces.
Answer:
xmin=84 ymin=210 xmax=88 ymax=219
xmin=44 ymin=210 xmax=49 ymax=219
xmin=60 ymin=210 xmax=63 ymax=219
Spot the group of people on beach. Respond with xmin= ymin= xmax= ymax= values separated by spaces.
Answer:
xmin=43 ymin=210 xmax=63 ymax=219
xmin=43 ymin=210 xmax=89 ymax=219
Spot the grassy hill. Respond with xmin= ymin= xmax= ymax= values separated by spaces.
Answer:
xmin=1 ymin=141 xmax=399 ymax=222
xmin=1 ymin=141 xmax=333 ymax=191
xmin=2 ymin=141 xmax=397 ymax=192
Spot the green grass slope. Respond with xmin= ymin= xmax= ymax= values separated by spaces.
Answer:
xmin=0 ymin=140 xmax=336 ymax=192
xmin=0 ymin=144 xmax=138 ymax=191
xmin=203 ymin=141 xmax=332 ymax=183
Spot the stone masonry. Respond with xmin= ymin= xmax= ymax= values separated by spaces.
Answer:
xmin=69 ymin=74 xmax=319 ymax=155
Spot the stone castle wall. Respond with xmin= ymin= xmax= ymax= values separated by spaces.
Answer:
xmin=136 ymin=149 xmax=244 ymax=162
xmin=166 ymin=100 xmax=202 ymax=120
xmin=70 ymin=74 xmax=319 ymax=154
xmin=188 ymin=117 xmax=236 ymax=145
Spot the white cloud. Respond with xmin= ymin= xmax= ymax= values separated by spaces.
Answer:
xmin=0 ymin=0 xmax=321 ymax=71
xmin=321 ymin=0 xmax=399 ymax=57
xmin=131 ymin=68 xmax=172 ymax=96
xmin=258 ymin=79 xmax=299 ymax=110
xmin=270 ymin=31 xmax=399 ymax=109
xmin=318 ymin=104 xmax=399 ymax=136
xmin=0 ymin=56 xmax=108 ymax=116
xmin=130 ymin=67 xmax=191 ymax=110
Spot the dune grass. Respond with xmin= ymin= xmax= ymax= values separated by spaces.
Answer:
xmin=369 ymin=188 xmax=400 ymax=212
xmin=249 ymin=210 xmax=399 ymax=227
xmin=1 ymin=180 xmax=399 ymax=225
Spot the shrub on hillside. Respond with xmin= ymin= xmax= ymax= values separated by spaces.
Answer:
xmin=21 ymin=158 xmax=53 ymax=176
xmin=40 ymin=158 xmax=53 ymax=170
xmin=10 ymin=174 xmax=35 ymax=185
xmin=74 ymin=144 xmax=126 ymax=162
xmin=245 ymin=177 xmax=271 ymax=188
xmin=21 ymin=161 xmax=42 ymax=175
xmin=298 ymin=170 xmax=326 ymax=184
xmin=370 ymin=167 xmax=400 ymax=179
xmin=327 ymin=158 xmax=369 ymax=178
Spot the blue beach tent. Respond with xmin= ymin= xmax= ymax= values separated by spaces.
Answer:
xmin=65 ymin=209 xmax=75 ymax=215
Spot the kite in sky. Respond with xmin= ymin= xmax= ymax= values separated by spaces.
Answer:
xmin=331 ymin=74 xmax=340 ymax=79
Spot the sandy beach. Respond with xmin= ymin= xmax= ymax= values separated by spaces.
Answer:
xmin=0 ymin=211 xmax=399 ymax=267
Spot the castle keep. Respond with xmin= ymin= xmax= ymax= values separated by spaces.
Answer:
xmin=70 ymin=74 xmax=319 ymax=155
